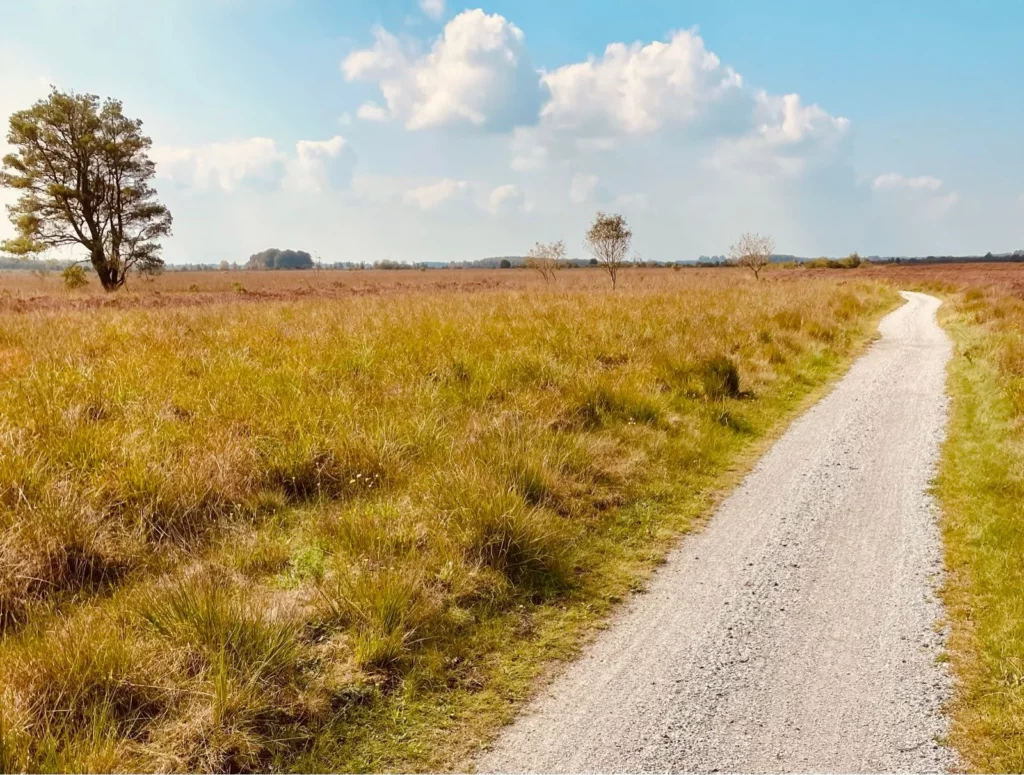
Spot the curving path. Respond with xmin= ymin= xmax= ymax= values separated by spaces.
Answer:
xmin=480 ymin=292 xmax=956 ymax=773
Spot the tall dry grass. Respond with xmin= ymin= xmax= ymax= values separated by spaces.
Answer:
xmin=0 ymin=272 xmax=895 ymax=770
xmin=919 ymin=278 xmax=1024 ymax=771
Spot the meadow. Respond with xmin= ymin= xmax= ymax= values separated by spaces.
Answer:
xmin=0 ymin=267 xmax=897 ymax=771
xmin=0 ymin=267 xmax=589 ymax=313
xmin=898 ymin=267 xmax=1024 ymax=772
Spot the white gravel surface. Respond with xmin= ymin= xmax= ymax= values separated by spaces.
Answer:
xmin=480 ymin=292 xmax=956 ymax=773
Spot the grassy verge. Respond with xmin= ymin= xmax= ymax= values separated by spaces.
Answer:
xmin=935 ymin=286 xmax=1024 ymax=771
xmin=0 ymin=275 xmax=896 ymax=772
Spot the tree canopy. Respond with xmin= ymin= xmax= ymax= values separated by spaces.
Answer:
xmin=585 ymin=212 xmax=632 ymax=289
xmin=525 ymin=239 xmax=566 ymax=283
xmin=0 ymin=89 xmax=172 ymax=290
xmin=729 ymin=232 xmax=775 ymax=280
xmin=246 ymin=248 xmax=314 ymax=270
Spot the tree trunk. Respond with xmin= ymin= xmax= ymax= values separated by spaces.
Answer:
xmin=90 ymin=248 xmax=117 ymax=291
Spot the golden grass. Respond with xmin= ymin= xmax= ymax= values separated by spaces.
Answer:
xmin=0 ymin=266 xmax=700 ymax=309
xmin=0 ymin=270 xmax=896 ymax=771
xmin=922 ymin=279 xmax=1024 ymax=772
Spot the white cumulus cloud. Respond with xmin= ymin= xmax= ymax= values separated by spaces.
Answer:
xmin=540 ymin=30 xmax=745 ymax=135
xmin=755 ymin=92 xmax=850 ymax=147
xmin=153 ymin=137 xmax=285 ymax=191
xmin=285 ymin=135 xmax=354 ymax=193
xmin=872 ymin=173 xmax=944 ymax=191
xmin=342 ymin=10 xmax=545 ymax=131
xmin=155 ymin=136 xmax=354 ymax=193
xmin=357 ymin=101 xmax=390 ymax=122
xmin=569 ymin=173 xmax=599 ymax=204
xmin=486 ymin=183 xmax=524 ymax=214
xmin=499 ymin=27 xmax=848 ymax=183
xmin=419 ymin=0 xmax=445 ymax=20
xmin=706 ymin=92 xmax=850 ymax=179
xmin=403 ymin=178 xmax=469 ymax=209
xmin=871 ymin=172 xmax=959 ymax=220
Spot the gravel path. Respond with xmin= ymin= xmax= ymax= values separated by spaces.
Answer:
xmin=480 ymin=292 xmax=956 ymax=773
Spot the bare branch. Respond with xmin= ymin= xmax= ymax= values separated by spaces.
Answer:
xmin=525 ymin=239 xmax=566 ymax=284
xmin=729 ymin=232 xmax=775 ymax=280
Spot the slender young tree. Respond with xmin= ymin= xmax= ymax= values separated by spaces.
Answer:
xmin=729 ymin=232 xmax=775 ymax=280
xmin=1 ymin=89 xmax=172 ymax=291
xmin=585 ymin=212 xmax=632 ymax=290
xmin=525 ymin=239 xmax=566 ymax=283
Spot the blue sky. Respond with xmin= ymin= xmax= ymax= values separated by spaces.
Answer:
xmin=1 ymin=0 xmax=1022 ymax=264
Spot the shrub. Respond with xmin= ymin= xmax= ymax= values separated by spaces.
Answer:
xmin=61 ymin=264 xmax=88 ymax=289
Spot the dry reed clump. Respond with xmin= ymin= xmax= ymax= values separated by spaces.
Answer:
xmin=0 ymin=272 xmax=896 ymax=770
xmin=657 ymin=355 xmax=743 ymax=400
xmin=0 ymin=609 xmax=174 ymax=771
xmin=0 ymin=490 xmax=139 ymax=629
xmin=316 ymin=566 xmax=436 ymax=672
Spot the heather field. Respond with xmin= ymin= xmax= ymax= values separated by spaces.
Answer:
xmin=2 ymin=2 xmax=1022 ymax=769
xmin=0 ymin=269 xmax=897 ymax=771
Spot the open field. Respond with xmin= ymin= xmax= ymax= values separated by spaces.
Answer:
xmin=0 ymin=267 xmax=712 ymax=313
xmin=4 ymin=261 xmax=1022 ymax=311
xmin=0 ymin=269 xmax=897 ymax=771
xmin=856 ymin=262 xmax=1024 ymax=297
xmin=0 ymin=268 xmax=527 ymax=313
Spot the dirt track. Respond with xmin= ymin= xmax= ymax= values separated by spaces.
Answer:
xmin=480 ymin=292 xmax=956 ymax=773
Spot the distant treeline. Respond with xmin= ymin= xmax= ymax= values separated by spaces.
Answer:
xmin=867 ymin=250 xmax=1024 ymax=265
xmin=694 ymin=250 xmax=1024 ymax=268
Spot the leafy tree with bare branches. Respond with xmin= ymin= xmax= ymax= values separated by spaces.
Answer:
xmin=729 ymin=232 xmax=775 ymax=280
xmin=585 ymin=212 xmax=632 ymax=290
xmin=525 ymin=239 xmax=566 ymax=284
xmin=1 ymin=89 xmax=172 ymax=291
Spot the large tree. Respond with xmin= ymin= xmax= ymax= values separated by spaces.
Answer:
xmin=0 ymin=89 xmax=172 ymax=291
